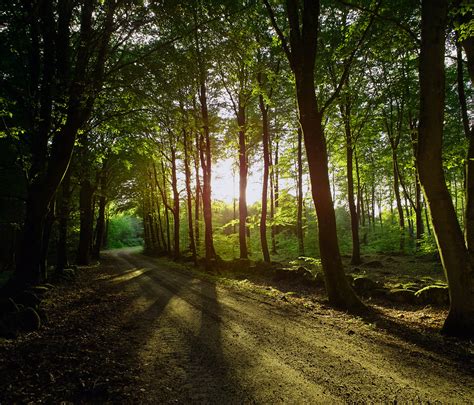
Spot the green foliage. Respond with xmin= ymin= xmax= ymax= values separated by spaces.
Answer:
xmin=107 ymin=215 xmax=143 ymax=249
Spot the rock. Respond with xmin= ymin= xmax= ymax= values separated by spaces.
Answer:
xmin=18 ymin=307 xmax=41 ymax=331
xmin=63 ymin=268 xmax=76 ymax=278
xmin=296 ymin=266 xmax=313 ymax=279
xmin=313 ymin=272 xmax=325 ymax=286
xmin=0 ymin=298 xmax=19 ymax=314
xmin=353 ymin=276 xmax=378 ymax=292
xmin=349 ymin=267 xmax=361 ymax=274
xmin=415 ymin=285 xmax=449 ymax=306
xmin=387 ymin=288 xmax=416 ymax=304
xmin=36 ymin=307 xmax=49 ymax=325
xmin=15 ymin=291 xmax=41 ymax=308
xmin=29 ymin=286 xmax=49 ymax=296
xmin=273 ymin=268 xmax=291 ymax=281
xmin=362 ymin=260 xmax=384 ymax=268
xmin=371 ymin=288 xmax=388 ymax=298
xmin=254 ymin=260 xmax=273 ymax=272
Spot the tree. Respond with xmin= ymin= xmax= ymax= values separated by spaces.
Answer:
xmin=263 ymin=0 xmax=376 ymax=309
xmin=417 ymin=0 xmax=474 ymax=337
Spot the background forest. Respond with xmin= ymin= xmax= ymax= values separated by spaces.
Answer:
xmin=0 ymin=0 xmax=473 ymax=337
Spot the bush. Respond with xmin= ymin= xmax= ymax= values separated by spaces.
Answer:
xmin=107 ymin=215 xmax=143 ymax=249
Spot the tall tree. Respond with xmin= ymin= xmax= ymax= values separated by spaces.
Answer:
xmin=263 ymin=0 xmax=376 ymax=309
xmin=417 ymin=0 xmax=474 ymax=337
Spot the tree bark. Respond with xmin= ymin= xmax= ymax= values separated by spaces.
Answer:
xmin=56 ymin=166 xmax=71 ymax=271
xmin=296 ymin=128 xmax=305 ymax=257
xmin=76 ymin=178 xmax=94 ymax=265
xmin=237 ymin=103 xmax=249 ymax=259
xmin=456 ymin=39 xmax=474 ymax=261
xmin=418 ymin=0 xmax=474 ymax=337
xmin=341 ymin=91 xmax=361 ymax=265
xmin=170 ymin=146 xmax=180 ymax=260
xmin=92 ymin=160 xmax=107 ymax=260
xmin=184 ymin=129 xmax=197 ymax=264
xmin=258 ymin=89 xmax=271 ymax=263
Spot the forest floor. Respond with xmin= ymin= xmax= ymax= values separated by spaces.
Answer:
xmin=1 ymin=247 xmax=473 ymax=403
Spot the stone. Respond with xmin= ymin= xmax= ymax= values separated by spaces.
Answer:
xmin=362 ymin=260 xmax=384 ymax=268
xmin=387 ymin=288 xmax=416 ymax=304
xmin=353 ymin=276 xmax=378 ymax=292
xmin=415 ymin=285 xmax=449 ymax=306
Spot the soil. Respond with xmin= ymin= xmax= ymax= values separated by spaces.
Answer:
xmin=1 ymin=247 xmax=473 ymax=403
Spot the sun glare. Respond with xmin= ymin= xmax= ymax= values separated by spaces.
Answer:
xmin=211 ymin=158 xmax=263 ymax=205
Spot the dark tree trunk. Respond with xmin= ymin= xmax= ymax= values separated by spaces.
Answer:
xmin=341 ymin=93 xmax=361 ymax=265
xmin=264 ymin=0 xmax=363 ymax=309
xmin=13 ymin=0 xmax=116 ymax=288
xmin=274 ymin=140 xmax=280 ymax=235
xmin=194 ymin=129 xmax=201 ymax=250
xmin=56 ymin=166 xmax=71 ymax=271
xmin=40 ymin=201 xmax=55 ymax=281
xmin=258 ymin=89 xmax=271 ymax=263
xmin=296 ymin=128 xmax=305 ymax=257
xmin=184 ymin=129 xmax=197 ymax=264
xmin=418 ymin=0 xmax=474 ymax=337
xmin=170 ymin=147 xmax=180 ymax=260
xmin=92 ymin=161 xmax=107 ymax=260
xmin=237 ymin=104 xmax=249 ymax=259
xmin=456 ymin=39 xmax=474 ymax=261
xmin=76 ymin=179 xmax=94 ymax=265
xmin=269 ymin=135 xmax=277 ymax=254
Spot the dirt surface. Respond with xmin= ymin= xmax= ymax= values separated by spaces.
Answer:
xmin=1 ymin=248 xmax=473 ymax=403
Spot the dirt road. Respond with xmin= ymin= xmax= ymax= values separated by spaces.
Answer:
xmin=97 ymin=249 xmax=473 ymax=403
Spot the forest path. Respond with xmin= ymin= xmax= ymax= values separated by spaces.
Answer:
xmin=99 ymin=248 xmax=473 ymax=403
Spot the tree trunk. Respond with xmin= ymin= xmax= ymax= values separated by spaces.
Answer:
xmin=297 ymin=128 xmax=305 ymax=257
xmin=76 ymin=179 xmax=94 ymax=265
xmin=237 ymin=104 xmax=249 ymax=259
xmin=258 ymin=90 xmax=271 ymax=263
xmin=418 ymin=0 xmax=474 ymax=337
xmin=296 ymin=77 xmax=362 ymax=309
xmin=269 ymin=134 xmax=277 ymax=254
xmin=40 ymin=201 xmax=55 ymax=281
xmin=194 ymin=130 xmax=201 ymax=250
xmin=92 ymin=161 xmax=107 ymax=260
xmin=184 ymin=129 xmax=197 ymax=264
xmin=170 ymin=147 xmax=180 ymax=260
xmin=13 ymin=0 xmax=115 ymax=288
xmin=456 ymin=40 xmax=474 ymax=261
xmin=56 ymin=166 xmax=71 ymax=272
xmin=274 ymin=140 xmax=280 ymax=235
xmin=341 ymin=95 xmax=361 ymax=265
